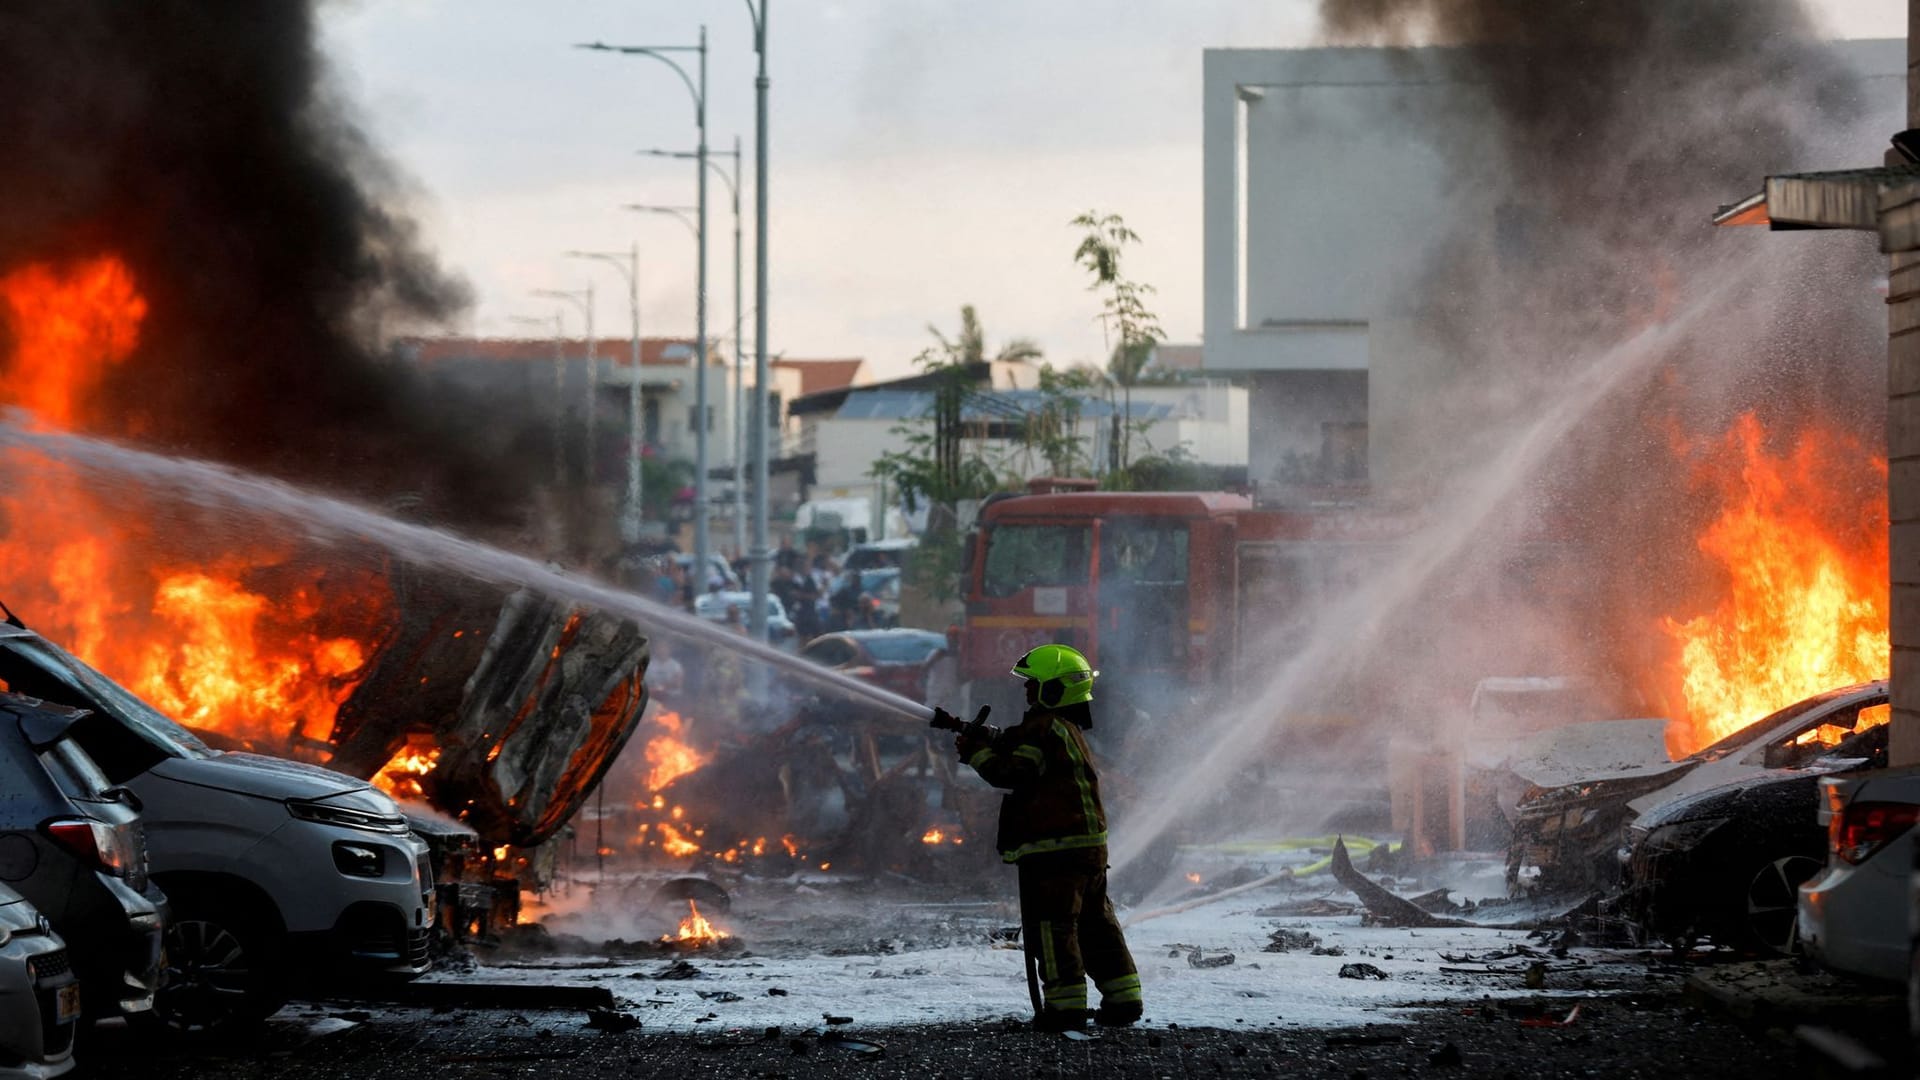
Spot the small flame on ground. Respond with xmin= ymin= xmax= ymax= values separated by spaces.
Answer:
xmin=1186 ymin=872 xmax=1203 ymax=884
xmin=662 ymin=899 xmax=727 ymax=945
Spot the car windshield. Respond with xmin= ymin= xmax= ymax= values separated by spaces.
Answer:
xmin=858 ymin=633 xmax=945 ymax=664
xmin=1689 ymin=691 xmax=1858 ymax=763
xmin=982 ymin=525 xmax=1091 ymax=597
xmin=0 ymin=637 xmax=212 ymax=760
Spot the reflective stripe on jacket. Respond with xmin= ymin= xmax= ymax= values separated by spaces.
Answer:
xmin=965 ymin=708 xmax=1108 ymax=863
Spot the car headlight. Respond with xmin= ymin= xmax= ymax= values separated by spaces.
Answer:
xmin=287 ymin=799 xmax=412 ymax=834
xmin=1643 ymin=815 xmax=1731 ymax=854
xmin=332 ymin=842 xmax=387 ymax=878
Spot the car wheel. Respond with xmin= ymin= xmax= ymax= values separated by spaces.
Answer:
xmin=1741 ymin=854 xmax=1824 ymax=955
xmin=144 ymin=899 xmax=288 ymax=1034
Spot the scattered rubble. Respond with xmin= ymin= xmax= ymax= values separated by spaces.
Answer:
xmin=1337 ymin=963 xmax=1391 ymax=980
xmin=1263 ymin=928 xmax=1321 ymax=953
xmin=1187 ymin=948 xmax=1236 ymax=968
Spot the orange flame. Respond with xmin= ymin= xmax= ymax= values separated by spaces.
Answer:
xmin=663 ymin=899 xmax=727 ymax=945
xmin=1661 ymin=414 xmax=1888 ymax=752
xmin=0 ymin=255 xmax=391 ymax=754
xmin=658 ymin=821 xmax=701 ymax=858
xmin=644 ymin=711 xmax=707 ymax=791
xmin=373 ymin=740 xmax=442 ymax=801
xmin=921 ymin=827 xmax=946 ymax=845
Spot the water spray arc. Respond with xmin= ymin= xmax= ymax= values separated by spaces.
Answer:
xmin=0 ymin=413 xmax=934 ymax=725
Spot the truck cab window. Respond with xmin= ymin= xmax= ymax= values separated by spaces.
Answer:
xmin=982 ymin=526 xmax=1091 ymax=598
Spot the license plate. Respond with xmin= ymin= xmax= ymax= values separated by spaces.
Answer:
xmin=54 ymin=982 xmax=79 ymax=1024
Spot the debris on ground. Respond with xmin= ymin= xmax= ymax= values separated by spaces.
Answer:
xmin=1188 ymin=947 xmax=1236 ymax=968
xmin=1338 ymin=963 xmax=1391 ymax=980
xmin=696 ymin=990 xmax=743 ymax=1003
xmin=1263 ymin=928 xmax=1322 ymax=953
xmin=822 ymin=1014 xmax=854 ymax=1025
xmin=652 ymin=960 xmax=702 ymax=980
xmin=584 ymin=1008 xmax=640 ymax=1032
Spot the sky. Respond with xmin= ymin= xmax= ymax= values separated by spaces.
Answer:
xmin=320 ymin=1 xmax=1906 ymax=381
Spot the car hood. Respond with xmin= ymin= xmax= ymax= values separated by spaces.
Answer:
xmin=149 ymin=751 xmax=372 ymax=801
xmin=1504 ymin=719 xmax=1687 ymax=788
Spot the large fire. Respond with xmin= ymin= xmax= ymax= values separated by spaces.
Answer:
xmin=0 ymin=255 xmax=390 ymax=752
xmin=1661 ymin=413 xmax=1888 ymax=752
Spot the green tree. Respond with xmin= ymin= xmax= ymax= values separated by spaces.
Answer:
xmin=1071 ymin=212 xmax=1166 ymax=474
xmin=930 ymin=304 xmax=1043 ymax=367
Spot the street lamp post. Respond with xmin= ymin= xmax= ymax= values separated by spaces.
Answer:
xmin=532 ymin=284 xmax=594 ymax=487
xmin=508 ymin=312 xmax=567 ymax=486
xmin=580 ymin=26 xmax=713 ymax=597
xmin=641 ymin=138 xmax=744 ymax=562
xmin=745 ymin=0 xmax=772 ymax=644
xmin=565 ymin=247 xmax=644 ymax=542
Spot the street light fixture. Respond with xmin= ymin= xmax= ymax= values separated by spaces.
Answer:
xmin=641 ymin=138 xmax=747 ymax=563
xmin=565 ymin=247 xmax=644 ymax=543
xmin=578 ymin=26 xmax=714 ymax=601
xmin=532 ymin=285 xmax=594 ymax=489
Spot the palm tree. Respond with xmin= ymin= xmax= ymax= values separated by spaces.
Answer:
xmin=929 ymin=305 xmax=1042 ymax=367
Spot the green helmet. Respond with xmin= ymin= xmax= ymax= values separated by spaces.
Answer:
xmin=1012 ymin=643 xmax=1097 ymax=708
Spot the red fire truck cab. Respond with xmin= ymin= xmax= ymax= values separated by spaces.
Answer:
xmin=956 ymin=490 xmax=1403 ymax=732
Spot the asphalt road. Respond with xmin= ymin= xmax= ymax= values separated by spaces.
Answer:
xmin=78 ymin=991 xmax=1832 ymax=1080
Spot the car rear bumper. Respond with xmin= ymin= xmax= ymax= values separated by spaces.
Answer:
xmin=1798 ymin=846 xmax=1913 ymax=983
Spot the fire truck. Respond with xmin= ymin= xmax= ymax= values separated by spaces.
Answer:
xmin=954 ymin=486 xmax=1411 ymax=736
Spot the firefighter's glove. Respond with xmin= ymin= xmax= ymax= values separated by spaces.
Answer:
xmin=954 ymin=729 xmax=989 ymax=762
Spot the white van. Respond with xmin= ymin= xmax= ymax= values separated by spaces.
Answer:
xmin=0 ymin=624 xmax=433 ymax=1031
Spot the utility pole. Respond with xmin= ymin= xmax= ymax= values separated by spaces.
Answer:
xmin=746 ymin=0 xmax=772 ymax=643
xmin=568 ymin=247 xmax=644 ymax=542
xmin=578 ymin=27 xmax=711 ymax=581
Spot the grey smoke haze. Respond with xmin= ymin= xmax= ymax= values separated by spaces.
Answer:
xmin=1114 ymin=0 xmax=1895 ymax=874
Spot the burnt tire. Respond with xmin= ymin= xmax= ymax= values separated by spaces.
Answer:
xmin=1732 ymin=853 xmax=1823 ymax=956
xmin=141 ymin=891 xmax=288 ymax=1035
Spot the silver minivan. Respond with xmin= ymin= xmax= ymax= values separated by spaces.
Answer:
xmin=0 ymin=624 xmax=433 ymax=1032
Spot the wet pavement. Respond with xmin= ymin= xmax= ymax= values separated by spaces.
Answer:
xmin=78 ymin=990 xmax=1828 ymax=1080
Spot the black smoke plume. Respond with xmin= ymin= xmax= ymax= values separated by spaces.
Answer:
xmin=0 ymin=2 xmax=538 ymax=524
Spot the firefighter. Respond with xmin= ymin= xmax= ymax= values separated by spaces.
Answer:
xmin=934 ymin=644 xmax=1143 ymax=1031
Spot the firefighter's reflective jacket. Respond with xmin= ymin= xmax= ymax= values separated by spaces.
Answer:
xmin=963 ymin=708 xmax=1108 ymax=863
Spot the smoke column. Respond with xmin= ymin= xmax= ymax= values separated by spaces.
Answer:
xmin=0 ymin=1 xmax=542 ymax=522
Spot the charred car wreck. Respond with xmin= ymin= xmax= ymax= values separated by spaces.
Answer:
xmin=1506 ymin=682 xmax=1889 ymax=898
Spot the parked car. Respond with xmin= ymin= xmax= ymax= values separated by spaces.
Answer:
xmin=0 ymin=882 xmax=78 ymax=1077
xmin=1798 ymin=764 xmax=1920 ymax=983
xmin=693 ymin=591 xmax=795 ymax=643
xmin=1621 ymin=705 xmax=1887 ymax=954
xmin=1507 ymin=681 xmax=1888 ymax=894
xmin=0 ymin=693 xmax=163 ymax=1023
xmin=843 ymin=539 xmax=916 ymax=573
xmin=800 ymin=629 xmax=948 ymax=704
xmin=0 ymin=623 xmax=434 ymax=1032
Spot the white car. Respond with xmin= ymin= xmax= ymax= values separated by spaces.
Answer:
xmin=0 ymin=884 xmax=76 ymax=1079
xmin=0 ymin=625 xmax=435 ymax=1032
xmin=694 ymin=591 xmax=796 ymax=643
xmin=1798 ymin=763 xmax=1920 ymax=983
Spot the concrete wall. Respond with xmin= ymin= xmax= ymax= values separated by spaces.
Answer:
xmin=1888 ymin=7 xmax=1920 ymax=768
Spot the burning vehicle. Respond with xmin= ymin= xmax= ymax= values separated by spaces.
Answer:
xmin=0 ymin=623 xmax=434 ymax=1030
xmin=1620 ymin=719 xmax=1885 ymax=955
xmin=1507 ymin=681 xmax=1889 ymax=895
